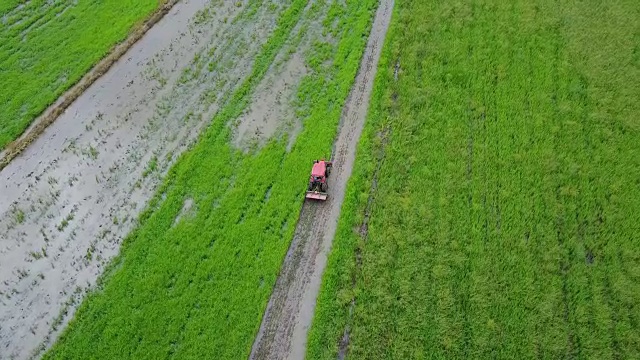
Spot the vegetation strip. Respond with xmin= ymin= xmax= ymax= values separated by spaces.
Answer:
xmin=308 ymin=0 xmax=640 ymax=359
xmin=0 ymin=0 xmax=179 ymax=171
xmin=43 ymin=0 xmax=380 ymax=358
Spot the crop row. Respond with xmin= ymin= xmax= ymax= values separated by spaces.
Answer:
xmin=308 ymin=0 xmax=640 ymax=359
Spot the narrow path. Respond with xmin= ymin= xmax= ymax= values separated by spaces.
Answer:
xmin=249 ymin=1 xmax=394 ymax=359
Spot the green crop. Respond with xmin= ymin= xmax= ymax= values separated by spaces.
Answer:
xmin=43 ymin=0 xmax=378 ymax=359
xmin=308 ymin=0 xmax=640 ymax=359
xmin=0 ymin=0 xmax=160 ymax=149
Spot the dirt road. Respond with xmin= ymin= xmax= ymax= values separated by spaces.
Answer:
xmin=249 ymin=1 xmax=395 ymax=359
xmin=0 ymin=1 xmax=290 ymax=358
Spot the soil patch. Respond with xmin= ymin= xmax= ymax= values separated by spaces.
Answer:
xmin=232 ymin=51 xmax=308 ymax=151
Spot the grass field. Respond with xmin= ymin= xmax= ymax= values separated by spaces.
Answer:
xmin=0 ymin=0 xmax=161 ymax=149
xmin=308 ymin=0 xmax=640 ymax=359
xmin=43 ymin=0 xmax=379 ymax=358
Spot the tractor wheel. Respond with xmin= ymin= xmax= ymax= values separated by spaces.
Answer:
xmin=308 ymin=182 xmax=314 ymax=191
xmin=326 ymin=166 xmax=331 ymax=177
xmin=321 ymin=182 xmax=328 ymax=192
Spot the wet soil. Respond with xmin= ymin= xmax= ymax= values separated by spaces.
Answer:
xmin=232 ymin=51 xmax=308 ymax=151
xmin=0 ymin=1 xmax=290 ymax=358
xmin=230 ymin=0 xmax=321 ymax=152
xmin=248 ymin=1 xmax=395 ymax=359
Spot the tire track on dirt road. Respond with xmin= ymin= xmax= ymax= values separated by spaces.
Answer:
xmin=249 ymin=1 xmax=394 ymax=359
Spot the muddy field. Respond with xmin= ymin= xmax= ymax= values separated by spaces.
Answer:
xmin=249 ymin=1 xmax=394 ymax=359
xmin=0 ymin=0 xmax=297 ymax=358
xmin=0 ymin=0 xmax=393 ymax=358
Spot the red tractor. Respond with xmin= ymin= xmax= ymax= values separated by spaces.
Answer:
xmin=306 ymin=159 xmax=332 ymax=201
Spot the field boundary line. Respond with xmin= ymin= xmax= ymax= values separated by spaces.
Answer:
xmin=0 ymin=0 xmax=180 ymax=172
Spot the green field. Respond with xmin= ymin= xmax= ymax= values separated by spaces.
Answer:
xmin=44 ymin=0 xmax=378 ymax=358
xmin=0 ymin=0 xmax=161 ymax=149
xmin=308 ymin=0 xmax=640 ymax=359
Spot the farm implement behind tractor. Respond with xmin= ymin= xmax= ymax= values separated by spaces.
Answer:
xmin=306 ymin=159 xmax=332 ymax=201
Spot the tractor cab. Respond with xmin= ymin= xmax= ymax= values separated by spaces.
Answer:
xmin=311 ymin=161 xmax=326 ymax=176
